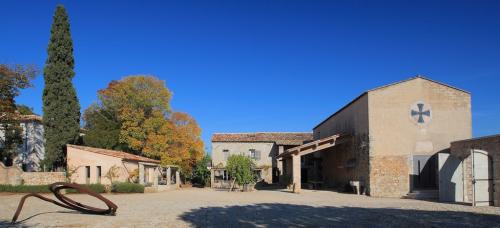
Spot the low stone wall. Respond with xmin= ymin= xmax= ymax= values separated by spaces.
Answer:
xmin=21 ymin=172 xmax=66 ymax=185
xmin=0 ymin=163 xmax=23 ymax=185
xmin=1 ymin=163 xmax=66 ymax=185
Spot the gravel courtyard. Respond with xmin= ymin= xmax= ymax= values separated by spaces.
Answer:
xmin=1 ymin=188 xmax=500 ymax=227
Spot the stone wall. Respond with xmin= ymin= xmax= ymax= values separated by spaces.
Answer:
xmin=0 ymin=163 xmax=23 ymax=185
xmin=21 ymin=172 xmax=66 ymax=185
xmin=0 ymin=163 xmax=66 ymax=185
xmin=321 ymin=134 xmax=370 ymax=190
xmin=369 ymin=156 xmax=409 ymax=197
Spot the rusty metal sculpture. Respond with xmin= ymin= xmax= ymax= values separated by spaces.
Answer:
xmin=11 ymin=182 xmax=118 ymax=224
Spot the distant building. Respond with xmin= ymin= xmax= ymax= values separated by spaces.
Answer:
xmin=0 ymin=115 xmax=45 ymax=171
xmin=210 ymin=132 xmax=313 ymax=188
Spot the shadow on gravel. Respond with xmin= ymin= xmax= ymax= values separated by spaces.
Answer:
xmin=0 ymin=219 xmax=31 ymax=228
xmin=179 ymin=203 xmax=500 ymax=227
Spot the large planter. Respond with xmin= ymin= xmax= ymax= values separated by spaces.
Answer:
xmin=243 ymin=183 xmax=255 ymax=192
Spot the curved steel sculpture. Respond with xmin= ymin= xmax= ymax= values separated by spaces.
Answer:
xmin=11 ymin=182 xmax=118 ymax=223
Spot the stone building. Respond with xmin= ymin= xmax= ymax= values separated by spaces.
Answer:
xmin=67 ymin=145 xmax=164 ymax=186
xmin=210 ymin=132 xmax=313 ymax=188
xmin=439 ymin=135 xmax=500 ymax=206
xmin=0 ymin=115 xmax=45 ymax=171
xmin=277 ymin=76 xmax=471 ymax=197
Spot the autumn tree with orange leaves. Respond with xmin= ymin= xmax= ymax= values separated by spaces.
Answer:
xmin=166 ymin=112 xmax=204 ymax=173
xmin=83 ymin=76 xmax=204 ymax=175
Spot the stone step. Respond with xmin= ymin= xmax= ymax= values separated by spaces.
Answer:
xmin=404 ymin=190 xmax=438 ymax=200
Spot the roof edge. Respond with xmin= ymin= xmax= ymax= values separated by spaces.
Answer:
xmin=451 ymin=134 xmax=500 ymax=144
xmin=368 ymin=75 xmax=470 ymax=94
xmin=313 ymin=92 xmax=368 ymax=129
xmin=212 ymin=132 xmax=312 ymax=135
xmin=313 ymin=75 xmax=469 ymax=129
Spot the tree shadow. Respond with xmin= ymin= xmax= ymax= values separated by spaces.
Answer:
xmin=15 ymin=210 xmax=80 ymax=224
xmin=0 ymin=219 xmax=32 ymax=228
xmin=179 ymin=203 xmax=500 ymax=227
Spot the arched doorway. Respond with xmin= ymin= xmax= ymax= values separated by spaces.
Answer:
xmin=472 ymin=149 xmax=493 ymax=206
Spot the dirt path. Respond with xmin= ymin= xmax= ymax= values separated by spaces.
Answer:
xmin=1 ymin=188 xmax=499 ymax=227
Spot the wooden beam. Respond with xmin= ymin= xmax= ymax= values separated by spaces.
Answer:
xmin=276 ymin=134 xmax=341 ymax=159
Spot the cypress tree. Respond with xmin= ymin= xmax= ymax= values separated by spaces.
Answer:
xmin=42 ymin=5 xmax=80 ymax=169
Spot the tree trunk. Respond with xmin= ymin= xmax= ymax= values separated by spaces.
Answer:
xmin=229 ymin=179 xmax=236 ymax=192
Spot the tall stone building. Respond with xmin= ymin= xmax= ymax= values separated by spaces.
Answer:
xmin=278 ymin=76 xmax=471 ymax=197
xmin=0 ymin=115 xmax=45 ymax=171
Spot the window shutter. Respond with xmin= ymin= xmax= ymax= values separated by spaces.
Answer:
xmin=256 ymin=150 xmax=261 ymax=160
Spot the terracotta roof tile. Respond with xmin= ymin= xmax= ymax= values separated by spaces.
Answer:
xmin=67 ymin=144 xmax=160 ymax=164
xmin=211 ymin=132 xmax=313 ymax=146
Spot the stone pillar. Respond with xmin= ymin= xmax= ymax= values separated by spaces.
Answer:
xmin=153 ymin=167 xmax=158 ymax=186
xmin=139 ymin=163 xmax=145 ymax=185
xmin=210 ymin=169 xmax=215 ymax=188
xmin=292 ymin=154 xmax=301 ymax=193
xmin=175 ymin=171 xmax=181 ymax=188
xmin=278 ymin=146 xmax=284 ymax=184
xmin=166 ymin=167 xmax=171 ymax=186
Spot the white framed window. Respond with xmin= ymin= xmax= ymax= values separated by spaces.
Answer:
xmin=223 ymin=149 xmax=229 ymax=160
xmin=250 ymin=149 xmax=261 ymax=160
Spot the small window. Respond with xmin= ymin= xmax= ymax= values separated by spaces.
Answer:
xmin=96 ymin=166 xmax=102 ymax=183
xmin=250 ymin=149 xmax=261 ymax=160
xmin=223 ymin=149 xmax=229 ymax=160
xmin=250 ymin=149 xmax=256 ymax=159
xmin=85 ymin=166 xmax=91 ymax=178
xmin=85 ymin=166 xmax=91 ymax=184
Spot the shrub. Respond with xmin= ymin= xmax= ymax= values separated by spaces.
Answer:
xmin=0 ymin=184 xmax=51 ymax=193
xmin=226 ymin=154 xmax=255 ymax=186
xmin=111 ymin=182 xmax=144 ymax=193
xmin=65 ymin=183 xmax=106 ymax=194
xmin=192 ymin=154 xmax=211 ymax=187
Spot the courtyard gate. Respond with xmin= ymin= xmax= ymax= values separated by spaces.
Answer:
xmin=472 ymin=149 xmax=494 ymax=206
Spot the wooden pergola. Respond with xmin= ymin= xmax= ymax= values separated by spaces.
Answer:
xmin=276 ymin=134 xmax=347 ymax=193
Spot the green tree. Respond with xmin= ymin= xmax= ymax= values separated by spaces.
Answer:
xmin=82 ymin=104 xmax=126 ymax=151
xmin=16 ymin=105 xmax=35 ymax=115
xmin=0 ymin=64 xmax=36 ymax=166
xmin=191 ymin=154 xmax=211 ymax=187
xmin=42 ymin=5 xmax=81 ymax=169
xmin=226 ymin=154 xmax=255 ymax=187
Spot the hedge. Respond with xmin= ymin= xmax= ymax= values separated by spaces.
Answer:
xmin=0 ymin=184 xmax=51 ymax=193
xmin=111 ymin=182 xmax=144 ymax=193
xmin=65 ymin=183 xmax=106 ymax=194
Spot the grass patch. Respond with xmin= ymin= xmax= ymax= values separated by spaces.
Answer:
xmin=111 ymin=182 xmax=144 ymax=193
xmin=66 ymin=183 xmax=106 ymax=193
xmin=0 ymin=184 xmax=51 ymax=193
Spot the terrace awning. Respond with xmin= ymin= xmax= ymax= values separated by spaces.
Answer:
xmin=276 ymin=134 xmax=342 ymax=159
xmin=276 ymin=134 xmax=348 ymax=193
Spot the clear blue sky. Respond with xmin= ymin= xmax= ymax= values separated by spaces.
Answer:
xmin=2 ymin=1 xmax=500 ymax=150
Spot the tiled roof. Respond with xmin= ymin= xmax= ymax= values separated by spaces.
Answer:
xmin=67 ymin=144 xmax=160 ymax=164
xmin=211 ymin=132 xmax=313 ymax=146
xmin=19 ymin=115 xmax=42 ymax=122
